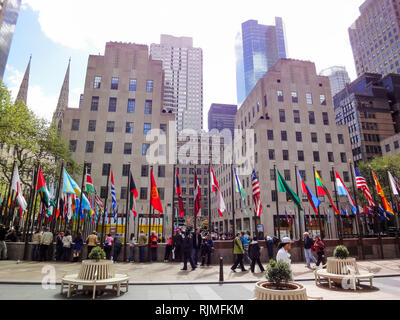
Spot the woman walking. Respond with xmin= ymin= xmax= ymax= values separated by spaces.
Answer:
xmin=104 ymin=233 xmax=114 ymax=260
xmin=249 ymin=237 xmax=265 ymax=273
xmin=312 ymin=236 xmax=326 ymax=267
xmin=62 ymin=231 xmax=73 ymax=262
xmin=150 ymin=231 xmax=159 ymax=262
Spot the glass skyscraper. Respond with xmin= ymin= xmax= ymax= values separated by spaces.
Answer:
xmin=236 ymin=17 xmax=287 ymax=104
xmin=319 ymin=66 xmax=351 ymax=97
xmin=0 ymin=0 xmax=21 ymax=80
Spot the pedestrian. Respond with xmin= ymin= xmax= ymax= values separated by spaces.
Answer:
xmin=241 ymin=231 xmax=251 ymax=265
xmin=62 ymin=231 xmax=73 ymax=261
xmin=231 ymin=233 xmax=247 ymax=272
xmin=150 ymin=231 xmax=158 ymax=262
xmin=104 ymin=233 xmax=114 ymax=260
xmin=31 ymin=228 xmax=42 ymax=261
xmin=181 ymin=231 xmax=196 ymax=271
xmin=172 ymin=229 xmax=183 ymax=262
xmin=85 ymin=231 xmax=98 ymax=258
xmin=0 ymin=224 xmax=7 ymax=260
xmin=5 ymin=228 xmax=17 ymax=242
xmin=249 ymin=237 xmax=265 ymax=273
xmin=72 ymin=233 xmax=83 ymax=262
xmin=128 ymin=233 xmax=136 ymax=262
xmin=192 ymin=228 xmax=202 ymax=266
xmin=200 ymin=234 xmax=213 ymax=266
xmin=304 ymin=232 xmax=318 ymax=269
xmin=312 ymin=236 xmax=326 ymax=268
xmin=113 ymin=235 xmax=122 ymax=263
xmin=55 ymin=232 xmax=64 ymax=261
xmin=265 ymin=236 xmax=275 ymax=261
xmin=138 ymin=230 xmax=147 ymax=262
xmin=164 ymin=236 xmax=173 ymax=262
xmin=40 ymin=228 xmax=54 ymax=262
xmin=276 ymin=237 xmax=293 ymax=265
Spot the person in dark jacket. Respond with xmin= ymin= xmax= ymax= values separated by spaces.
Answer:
xmin=200 ymin=234 xmax=214 ymax=266
xmin=113 ymin=236 xmax=123 ymax=263
xmin=312 ymin=236 xmax=326 ymax=267
xmin=304 ymin=232 xmax=317 ymax=268
xmin=0 ymin=224 xmax=7 ymax=260
xmin=55 ymin=232 xmax=64 ymax=261
xmin=249 ymin=237 xmax=265 ymax=273
xmin=173 ymin=229 xmax=183 ymax=262
xmin=181 ymin=231 xmax=196 ymax=271
xmin=192 ymin=228 xmax=202 ymax=266
xmin=72 ymin=233 xmax=84 ymax=262
xmin=265 ymin=236 xmax=275 ymax=261
xmin=5 ymin=228 xmax=17 ymax=242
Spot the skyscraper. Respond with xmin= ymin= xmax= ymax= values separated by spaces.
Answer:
xmin=208 ymin=103 xmax=238 ymax=138
xmin=0 ymin=0 xmax=21 ymax=80
xmin=150 ymin=34 xmax=203 ymax=132
xmin=319 ymin=66 xmax=351 ymax=97
xmin=237 ymin=18 xmax=287 ymax=103
xmin=349 ymin=0 xmax=400 ymax=77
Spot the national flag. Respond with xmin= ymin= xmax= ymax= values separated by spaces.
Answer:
xmin=354 ymin=167 xmax=375 ymax=207
xmin=372 ymin=171 xmax=394 ymax=215
xmin=150 ymin=168 xmax=163 ymax=214
xmin=341 ymin=208 xmax=348 ymax=216
xmin=388 ymin=171 xmax=400 ymax=196
xmin=234 ymin=168 xmax=251 ymax=218
xmin=210 ymin=167 xmax=226 ymax=216
xmin=129 ymin=172 xmax=138 ymax=217
xmin=335 ymin=171 xmax=357 ymax=214
xmin=378 ymin=204 xmax=391 ymax=221
xmin=194 ymin=172 xmax=201 ymax=217
xmin=251 ymin=169 xmax=262 ymax=217
xmin=11 ymin=166 xmax=27 ymax=212
xmin=328 ymin=210 xmax=332 ymax=224
xmin=110 ymin=169 xmax=117 ymax=222
xmin=85 ymin=172 xmax=95 ymax=194
xmin=299 ymin=170 xmax=321 ymax=215
xmin=277 ymin=170 xmax=302 ymax=211
xmin=175 ymin=170 xmax=185 ymax=218
xmin=315 ymin=171 xmax=340 ymax=215
xmin=63 ymin=168 xmax=75 ymax=194
xmin=36 ymin=167 xmax=50 ymax=208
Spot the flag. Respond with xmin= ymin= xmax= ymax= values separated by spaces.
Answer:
xmin=341 ymin=208 xmax=348 ymax=216
xmin=110 ymin=169 xmax=117 ymax=222
xmin=85 ymin=172 xmax=95 ymax=194
xmin=129 ymin=172 xmax=138 ymax=217
xmin=299 ymin=170 xmax=321 ymax=215
xmin=388 ymin=171 xmax=400 ymax=196
xmin=36 ymin=167 xmax=50 ymax=208
xmin=11 ymin=166 xmax=27 ymax=212
xmin=328 ymin=210 xmax=332 ymax=224
xmin=210 ymin=167 xmax=226 ymax=216
xmin=63 ymin=168 xmax=75 ymax=194
xmin=150 ymin=168 xmax=163 ymax=214
xmin=354 ymin=167 xmax=375 ymax=207
xmin=194 ymin=172 xmax=201 ymax=217
xmin=251 ymin=169 xmax=262 ymax=217
xmin=284 ymin=208 xmax=290 ymax=224
xmin=277 ymin=170 xmax=302 ymax=211
xmin=378 ymin=204 xmax=391 ymax=221
xmin=372 ymin=171 xmax=394 ymax=215
xmin=234 ymin=168 xmax=251 ymax=218
xmin=315 ymin=171 xmax=340 ymax=215
xmin=335 ymin=171 xmax=357 ymax=214
xmin=175 ymin=170 xmax=185 ymax=218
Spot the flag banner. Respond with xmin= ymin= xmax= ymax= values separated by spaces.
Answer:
xmin=150 ymin=169 xmax=163 ymax=214
xmin=315 ymin=171 xmax=340 ymax=215
xmin=373 ymin=171 xmax=394 ymax=215
xmin=354 ymin=167 xmax=375 ymax=207
xmin=85 ymin=173 xmax=95 ymax=194
xmin=11 ymin=166 xmax=27 ymax=212
xmin=36 ymin=167 xmax=50 ymax=208
xmin=175 ymin=170 xmax=185 ymax=218
xmin=251 ymin=169 xmax=262 ymax=217
xmin=110 ymin=169 xmax=118 ymax=222
xmin=277 ymin=170 xmax=302 ymax=211
xmin=129 ymin=172 xmax=138 ymax=218
xmin=234 ymin=168 xmax=252 ymax=219
xmin=335 ymin=171 xmax=357 ymax=214
xmin=194 ymin=172 xmax=201 ymax=217
xmin=388 ymin=171 xmax=400 ymax=196
xmin=299 ymin=170 xmax=321 ymax=215
xmin=211 ymin=167 xmax=226 ymax=217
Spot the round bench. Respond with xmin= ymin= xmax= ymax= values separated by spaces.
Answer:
xmin=315 ymin=269 xmax=374 ymax=291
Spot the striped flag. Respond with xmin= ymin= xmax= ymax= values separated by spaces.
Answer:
xmin=354 ymin=167 xmax=375 ymax=207
xmin=373 ymin=171 xmax=393 ymax=215
xmin=210 ymin=167 xmax=226 ymax=216
xmin=175 ymin=170 xmax=185 ymax=218
xmin=110 ymin=169 xmax=117 ymax=223
xmin=388 ymin=171 xmax=400 ymax=196
xmin=252 ymin=169 xmax=262 ymax=217
xmin=335 ymin=171 xmax=357 ymax=214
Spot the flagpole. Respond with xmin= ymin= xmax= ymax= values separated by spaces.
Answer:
xmin=75 ymin=162 xmax=87 ymax=237
xmin=5 ymin=157 xmax=17 ymax=228
xmin=294 ymin=163 xmax=301 ymax=242
xmin=208 ymin=162 xmax=212 ymax=234
xmin=172 ymin=165 xmax=176 ymax=236
xmin=273 ymin=162 xmax=280 ymax=240
xmin=231 ymin=164 xmax=236 ymax=238
xmin=101 ymin=165 xmax=111 ymax=247
xmin=194 ymin=165 xmax=197 ymax=231
xmin=148 ymin=166 xmax=153 ymax=262
xmin=51 ymin=162 xmax=63 ymax=235
xmin=312 ymin=164 xmax=324 ymax=239
xmin=124 ymin=164 xmax=131 ymax=262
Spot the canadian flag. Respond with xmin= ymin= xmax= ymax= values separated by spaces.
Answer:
xmin=210 ymin=167 xmax=226 ymax=217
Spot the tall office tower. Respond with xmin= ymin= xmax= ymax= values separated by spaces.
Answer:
xmin=212 ymin=59 xmax=352 ymax=239
xmin=349 ymin=0 xmax=400 ymax=77
xmin=57 ymin=42 xmax=175 ymax=239
xmin=239 ymin=18 xmax=287 ymax=101
xmin=208 ymin=103 xmax=238 ymax=138
xmin=0 ymin=0 xmax=21 ymax=80
xmin=150 ymin=35 xmax=203 ymax=132
xmin=235 ymin=32 xmax=246 ymax=105
xmin=334 ymin=73 xmax=398 ymax=163
xmin=319 ymin=66 xmax=351 ymax=97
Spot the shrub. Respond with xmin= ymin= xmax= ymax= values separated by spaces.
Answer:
xmin=265 ymin=259 xmax=292 ymax=289
xmin=88 ymin=246 xmax=106 ymax=261
xmin=333 ymin=245 xmax=350 ymax=260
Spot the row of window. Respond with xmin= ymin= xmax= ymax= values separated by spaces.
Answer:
xmin=266 ymin=130 xmax=345 ymax=144
xmin=69 ymin=140 xmax=160 ymax=156
xmin=90 ymin=97 xmax=153 ymax=114
xmin=94 ymin=76 xmax=154 ymax=93
xmin=385 ymin=139 xmax=400 ymax=153
xmin=263 ymin=149 xmax=347 ymax=163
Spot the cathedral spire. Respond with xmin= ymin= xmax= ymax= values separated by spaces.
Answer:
xmin=15 ymin=55 xmax=31 ymax=105
xmin=52 ymin=59 xmax=70 ymax=124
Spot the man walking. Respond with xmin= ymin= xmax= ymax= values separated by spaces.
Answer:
xmin=0 ymin=225 xmax=7 ymax=260
xmin=231 ymin=233 xmax=247 ymax=272
xmin=304 ymin=232 xmax=317 ymax=269
xmin=40 ymin=228 xmax=54 ymax=261
xmin=138 ymin=230 xmax=147 ymax=263
xmin=192 ymin=228 xmax=202 ymax=266
xmin=181 ymin=231 xmax=196 ymax=271
xmin=241 ymin=231 xmax=251 ymax=265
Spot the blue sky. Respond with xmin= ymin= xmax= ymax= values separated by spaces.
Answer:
xmin=3 ymin=0 xmax=364 ymax=122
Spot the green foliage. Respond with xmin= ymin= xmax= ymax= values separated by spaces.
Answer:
xmin=88 ymin=246 xmax=106 ymax=261
xmin=333 ymin=245 xmax=350 ymax=259
xmin=265 ymin=259 xmax=292 ymax=288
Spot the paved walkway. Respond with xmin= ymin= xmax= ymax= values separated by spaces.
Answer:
xmin=0 ymin=259 xmax=399 ymax=284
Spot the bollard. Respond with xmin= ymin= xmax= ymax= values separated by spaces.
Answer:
xmin=219 ymin=257 xmax=224 ymax=283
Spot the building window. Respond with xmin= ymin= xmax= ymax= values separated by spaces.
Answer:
xmin=141 ymin=165 xmax=149 ymax=177
xmin=343 ymin=171 xmax=350 ymax=183
xmin=124 ymin=143 xmax=132 ymax=155
xmin=100 ymin=187 xmax=107 ymax=199
xmin=69 ymin=140 xmax=77 ymax=152
xmin=341 ymin=153 xmax=347 ymax=163
xmin=88 ymin=120 xmax=96 ymax=132
xmin=93 ymin=76 xmax=101 ymax=89
xmin=182 ymin=168 xmax=187 ymax=175
xmin=102 ymin=164 xmax=110 ymax=176
xmin=122 ymin=164 xmax=130 ymax=177
xmin=158 ymin=188 xmax=165 ymax=201
xmin=91 ymin=96 xmax=99 ymax=111
xmin=313 ymin=151 xmax=320 ymax=162
xmin=144 ymin=123 xmax=151 ymax=134
xmin=386 ymin=144 xmax=391 ymax=152
xmin=326 ymin=133 xmax=332 ymax=144
xmin=284 ymin=170 xmax=291 ymax=181
xmin=296 ymin=132 xmax=302 ymax=142
xmin=298 ymin=151 xmax=304 ymax=161
xmin=277 ymin=90 xmax=284 ymax=102
xmin=140 ymin=188 xmax=148 ymax=200
xmin=160 ymin=124 xmax=167 ymax=134
xmin=86 ymin=141 xmax=94 ymax=153
xmin=127 ymin=99 xmax=135 ymax=113
xmin=126 ymin=122 xmax=134 ymax=134
xmin=293 ymin=110 xmax=300 ymax=123
xmin=267 ymin=130 xmax=274 ymax=140
xmin=322 ymin=112 xmax=329 ymax=125
xmin=264 ymin=95 xmax=267 ymax=107
xmin=269 ymin=149 xmax=275 ymax=160
xmin=270 ymin=169 xmax=276 ymax=181
xmin=306 ymin=93 xmax=313 ymax=105
xmin=394 ymin=141 xmax=399 ymax=149
xmin=104 ymin=142 xmax=113 ymax=154
xmin=71 ymin=119 xmax=80 ymax=131
xmin=338 ymin=134 xmax=344 ymax=144
xmin=291 ymin=92 xmax=298 ymax=103
xmin=119 ymin=187 xmax=127 ymax=200
xmin=300 ymin=170 xmax=306 ymax=181
xmin=272 ymin=190 xmax=277 ymax=202
xmin=279 ymin=109 xmax=286 ymax=122
xmin=129 ymin=79 xmax=137 ymax=91
xmin=145 ymin=100 xmax=152 ymax=114
xmin=283 ymin=150 xmax=289 ymax=161
xmin=142 ymin=143 xmax=150 ymax=155
xmin=111 ymin=77 xmax=119 ymax=90
xmin=311 ymin=132 xmax=318 ymax=143
xmin=281 ymin=131 xmax=288 ymax=141
xmin=320 ymin=94 xmax=327 ymax=105
xmin=146 ymin=80 xmax=154 ymax=93
xmin=108 ymin=98 xmax=117 ymax=112
xmin=309 ymin=111 xmax=315 ymax=124
xmin=328 ymin=152 xmax=334 ymax=162
xmin=106 ymin=121 xmax=115 ymax=133
xmin=158 ymin=165 xmax=165 ymax=178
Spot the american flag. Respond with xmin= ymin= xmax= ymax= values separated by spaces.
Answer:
xmin=354 ymin=167 xmax=375 ymax=207
xmin=252 ymin=169 xmax=262 ymax=217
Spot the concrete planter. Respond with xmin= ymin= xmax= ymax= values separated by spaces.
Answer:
xmin=254 ymin=281 xmax=308 ymax=300
xmin=327 ymin=257 xmax=357 ymax=275
xmin=78 ymin=260 xmax=115 ymax=280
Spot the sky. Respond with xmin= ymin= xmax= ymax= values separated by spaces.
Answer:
xmin=3 ymin=0 xmax=365 ymax=125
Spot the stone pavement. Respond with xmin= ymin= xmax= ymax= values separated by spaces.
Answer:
xmin=0 ymin=259 xmax=399 ymax=284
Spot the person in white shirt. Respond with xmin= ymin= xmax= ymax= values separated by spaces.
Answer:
xmin=276 ymin=237 xmax=293 ymax=265
xmin=62 ymin=231 xmax=73 ymax=262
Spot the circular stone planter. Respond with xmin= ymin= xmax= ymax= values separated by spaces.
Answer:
xmin=78 ymin=260 xmax=115 ymax=280
xmin=327 ymin=257 xmax=357 ymax=275
xmin=254 ymin=281 xmax=308 ymax=300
